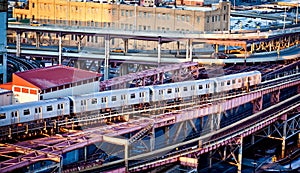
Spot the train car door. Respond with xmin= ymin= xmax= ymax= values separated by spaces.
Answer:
xmin=57 ymin=103 xmax=64 ymax=116
xmin=11 ymin=111 xmax=19 ymax=124
xmin=34 ymin=107 xmax=42 ymax=120
xmin=80 ymin=100 xmax=87 ymax=112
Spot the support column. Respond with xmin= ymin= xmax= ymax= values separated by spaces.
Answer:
xmin=77 ymin=35 xmax=84 ymax=52
xmin=281 ymin=120 xmax=287 ymax=158
xmin=215 ymin=44 xmax=219 ymax=53
xmin=150 ymin=127 xmax=155 ymax=151
xmin=176 ymin=41 xmax=180 ymax=56
xmin=237 ymin=136 xmax=243 ymax=173
xmin=158 ymin=37 xmax=162 ymax=66
xmin=84 ymin=146 xmax=87 ymax=161
xmin=124 ymin=141 xmax=129 ymax=172
xmin=123 ymin=39 xmax=128 ymax=53
xmin=189 ymin=39 xmax=193 ymax=61
xmin=58 ymin=32 xmax=62 ymax=65
xmin=36 ymin=32 xmax=40 ymax=48
xmin=186 ymin=39 xmax=189 ymax=61
xmin=16 ymin=31 xmax=21 ymax=57
xmin=251 ymin=43 xmax=254 ymax=54
xmin=104 ymin=35 xmax=110 ymax=80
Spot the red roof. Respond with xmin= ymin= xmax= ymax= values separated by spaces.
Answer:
xmin=14 ymin=65 xmax=101 ymax=90
xmin=0 ymin=82 xmax=13 ymax=91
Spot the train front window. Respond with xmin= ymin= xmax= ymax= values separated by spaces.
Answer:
xmin=112 ymin=96 xmax=117 ymax=101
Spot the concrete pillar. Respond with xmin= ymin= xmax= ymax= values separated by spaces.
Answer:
xmin=189 ymin=39 xmax=193 ymax=61
xmin=150 ymin=127 xmax=155 ymax=151
xmin=237 ymin=136 xmax=243 ymax=173
xmin=251 ymin=43 xmax=254 ymax=54
xmin=158 ymin=37 xmax=162 ymax=66
xmin=36 ymin=32 xmax=40 ymax=48
xmin=58 ymin=33 xmax=62 ymax=65
xmin=16 ymin=31 xmax=21 ymax=57
xmin=104 ymin=35 xmax=110 ymax=80
xmin=215 ymin=44 xmax=219 ymax=53
xmin=125 ymin=141 xmax=129 ymax=172
xmin=84 ymin=146 xmax=87 ymax=161
xmin=123 ymin=39 xmax=128 ymax=53
xmin=281 ymin=120 xmax=287 ymax=158
xmin=77 ymin=35 xmax=82 ymax=52
xmin=120 ymin=63 xmax=128 ymax=76
xmin=186 ymin=40 xmax=189 ymax=61
xmin=176 ymin=41 xmax=180 ymax=56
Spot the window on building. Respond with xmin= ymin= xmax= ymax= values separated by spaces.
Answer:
xmin=177 ymin=15 xmax=180 ymax=21
xmin=206 ymin=16 xmax=210 ymax=23
xmin=121 ymin=10 xmax=124 ymax=16
xmin=223 ymin=14 xmax=226 ymax=21
xmin=181 ymin=15 xmax=185 ymax=21
xmin=186 ymin=16 xmax=190 ymax=22
xmin=224 ymin=5 xmax=227 ymax=10
xmin=126 ymin=10 xmax=128 ymax=17
xmin=130 ymin=10 xmax=133 ymax=16
xmin=212 ymin=16 xmax=214 ymax=22
xmin=32 ymin=3 xmax=35 ymax=8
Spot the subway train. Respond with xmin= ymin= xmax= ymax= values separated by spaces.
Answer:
xmin=0 ymin=71 xmax=261 ymax=128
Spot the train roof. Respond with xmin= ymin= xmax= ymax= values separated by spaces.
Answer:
xmin=0 ymin=97 xmax=69 ymax=111
xmin=216 ymin=71 xmax=260 ymax=81
xmin=70 ymin=87 xmax=150 ymax=99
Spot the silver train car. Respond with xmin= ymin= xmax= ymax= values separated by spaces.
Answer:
xmin=0 ymin=71 xmax=261 ymax=127
xmin=69 ymin=87 xmax=150 ymax=114
xmin=0 ymin=98 xmax=70 ymax=126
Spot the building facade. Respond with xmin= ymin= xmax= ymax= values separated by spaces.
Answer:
xmin=0 ymin=0 xmax=7 ymax=84
xmin=12 ymin=0 xmax=230 ymax=50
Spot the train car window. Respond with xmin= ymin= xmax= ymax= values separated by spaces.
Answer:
xmin=159 ymin=90 xmax=163 ymax=95
xmin=139 ymin=92 xmax=145 ymax=97
xmin=101 ymin=97 xmax=107 ymax=103
xmin=206 ymin=84 xmax=210 ymax=88
xmin=199 ymin=85 xmax=203 ymax=90
xmin=232 ymin=80 xmax=236 ymax=84
xmin=91 ymin=98 xmax=97 ymax=104
xmin=58 ymin=104 xmax=64 ymax=109
xmin=227 ymin=81 xmax=230 ymax=85
xmin=130 ymin=93 xmax=135 ymax=99
xmin=112 ymin=96 xmax=117 ymax=101
xmin=81 ymin=100 xmax=87 ymax=105
xmin=175 ymin=88 xmax=179 ymax=93
xmin=46 ymin=106 xmax=53 ymax=112
xmin=191 ymin=86 xmax=195 ymax=90
xmin=221 ymin=82 xmax=224 ymax=86
xmin=183 ymin=87 xmax=188 ymax=91
xmin=238 ymin=79 xmax=242 ymax=83
xmin=24 ymin=109 xmax=30 ymax=115
xmin=11 ymin=111 xmax=18 ymax=118
xmin=249 ymin=77 xmax=252 ymax=81
xmin=167 ymin=89 xmax=172 ymax=94
xmin=0 ymin=113 xmax=6 ymax=119
xmin=121 ymin=95 xmax=126 ymax=100
xmin=35 ymin=108 xmax=38 ymax=113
